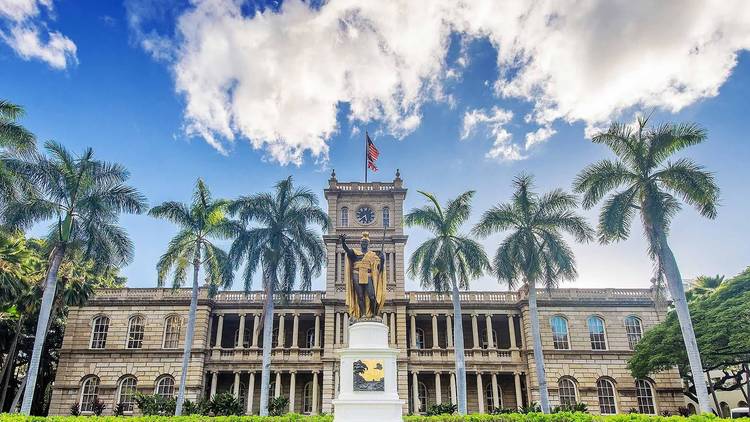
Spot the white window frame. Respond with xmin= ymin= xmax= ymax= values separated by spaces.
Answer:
xmin=154 ymin=375 xmax=175 ymax=398
xmin=558 ymin=377 xmax=578 ymax=406
xmin=302 ymin=381 xmax=313 ymax=414
xmin=340 ymin=207 xmax=349 ymax=227
xmin=596 ymin=378 xmax=617 ymax=414
xmin=635 ymin=379 xmax=657 ymax=414
xmin=89 ymin=315 xmax=110 ymax=349
xmin=79 ymin=375 xmax=100 ymax=413
xmin=305 ymin=328 xmax=315 ymax=349
xmin=625 ymin=315 xmax=643 ymax=350
xmin=587 ymin=315 xmax=608 ymax=350
xmin=117 ymin=376 xmax=138 ymax=413
xmin=233 ymin=326 xmax=251 ymax=348
xmin=162 ymin=315 xmax=181 ymax=349
xmin=126 ymin=315 xmax=145 ymax=349
xmin=550 ymin=316 xmax=570 ymax=350
xmin=417 ymin=382 xmax=428 ymax=413
xmin=415 ymin=328 xmax=426 ymax=349
xmin=382 ymin=207 xmax=390 ymax=228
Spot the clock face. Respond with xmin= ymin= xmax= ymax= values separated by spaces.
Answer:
xmin=356 ymin=206 xmax=375 ymax=225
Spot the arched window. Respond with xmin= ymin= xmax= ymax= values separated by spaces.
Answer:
xmin=484 ymin=383 xmax=496 ymax=413
xmin=720 ymin=402 xmax=731 ymax=417
xmin=272 ymin=328 xmax=279 ymax=348
xmin=481 ymin=329 xmax=498 ymax=349
xmin=340 ymin=207 xmax=349 ymax=227
xmin=127 ymin=315 xmax=145 ymax=349
xmin=269 ymin=381 xmax=276 ymax=397
xmin=90 ymin=315 xmax=109 ymax=349
xmin=306 ymin=328 xmax=315 ymax=348
xmin=558 ymin=377 xmax=578 ymax=406
xmin=155 ymin=375 xmax=175 ymax=398
xmin=625 ymin=316 xmax=643 ymax=350
xmin=79 ymin=375 xmax=100 ymax=413
xmin=596 ymin=378 xmax=617 ymax=414
xmin=417 ymin=382 xmax=428 ymax=413
xmin=238 ymin=381 xmax=248 ymax=410
xmin=163 ymin=315 xmax=181 ymax=349
xmin=415 ymin=328 xmax=425 ymax=349
xmin=550 ymin=316 xmax=570 ymax=350
xmin=233 ymin=326 xmax=251 ymax=348
xmin=117 ymin=376 xmax=138 ymax=412
xmin=587 ymin=316 xmax=608 ymax=350
xmin=302 ymin=382 xmax=313 ymax=414
xmin=382 ymin=207 xmax=390 ymax=228
xmin=635 ymin=379 xmax=656 ymax=414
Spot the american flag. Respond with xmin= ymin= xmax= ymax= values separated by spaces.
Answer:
xmin=366 ymin=132 xmax=379 ymax=171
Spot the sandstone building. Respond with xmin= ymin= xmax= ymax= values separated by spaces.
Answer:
xmin=49 ymin=173 xmax=683 ymax=416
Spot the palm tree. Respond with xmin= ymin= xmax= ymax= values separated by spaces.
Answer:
xmin=573 ymin=116 xmax=719 ymax=413
xmin=226 ymin=177 xmax=327 ymax=416
xmin=0 ymin=100 xmax=35 ymax=210
xmin=1 ymin=142 xmax=146 ymax=414
xmin=473 ymin=175 xmax=593 ymax=413
xmin=149 ymin=179 xmax=235 ymax=415
xmin=405 ymin=190 xmax=490 ymax=415
xmin=685 ymin=274 xmax=725 ymax=302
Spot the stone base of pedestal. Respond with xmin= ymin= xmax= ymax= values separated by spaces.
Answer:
xmin=333 ymin=321 xmax=404 ymax=422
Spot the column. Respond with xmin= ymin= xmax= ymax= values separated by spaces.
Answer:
xmin=233 ymin=372 xmax=241 ymax=397
xmin=314 ymin=314 xmax=321 ymax=348
xmin=334 ymin=312 xmax=340 ymax=345
xmin=412 ymin=372 xmax=420 ymax=413
xmin=312 ymin=371 xmax=319 ymax=414
xmin=390 ymin=312 xmax=396 ymax=345
xmin=450 ymin=372 xmax=457 ymax=405
xmin=514 ymin=372 xmax=524 ymax=409
xmin=292 ymin=313 xmax=299 ymax=348
xmin=343 ymin=313 xmax=349 ymax=345
xmin=207 ymin=314 xmax=214 ymax=347
xmin=288 ymin=371 xmax=296 ymax=413
xmin=214 ymin=314 xmax=224 ymax=349
xmin=410 ymin=314 xmax=417 ymax=349
xmin=485 ymin=314 xmax=494 ymax=349
xmin=247 ymin=372 xmax=255 ymax=415
xmin=508 ymin=314 xmax=517 ymax=349
xmin=476 ymin=373 xmax=484 ymax=413
xmin=237 ymin=313 xmax=246 ymax=349
xmin=431 ymin=314 xmax=439 ymax=349
xmin=434 ymin=372 xmax=442 ymax=405
xmin=471 ymin=314 xmax=479 ymax=349
xmin=446 ymin=314 xmax=453 ymax=348
xmin=491 ymin=373 xmax=500 ymax=410
xmin=252 ymin=313 xmax=260 ymax=347
xmin=210 ymin=371 xmax=218 ymax=398
xmin=274 ymin=372 xmax=282 ymax=398
xmin=277 ymin=313 xmax=285 ymax=348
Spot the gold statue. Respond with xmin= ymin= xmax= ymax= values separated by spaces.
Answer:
xmin=340 ymin=232 xmax=386 ymax=319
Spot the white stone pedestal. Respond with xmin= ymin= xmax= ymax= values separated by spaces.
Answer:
xmin=333 ymin=321 xmax=404 ymax=422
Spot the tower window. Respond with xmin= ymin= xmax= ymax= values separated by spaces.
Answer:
xmin=340 ymin=207 xmax=349 ymax=227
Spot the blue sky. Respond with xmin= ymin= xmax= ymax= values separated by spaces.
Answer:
xmin=2 ymin=0 xmax=748 ymax=291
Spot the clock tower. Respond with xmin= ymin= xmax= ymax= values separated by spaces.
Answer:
xmin=323 ymin=169 xmax=408 ymax=299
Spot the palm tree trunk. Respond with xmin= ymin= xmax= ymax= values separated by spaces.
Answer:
xmin=259 ymin=270 xmax=276 ymax=416
xmin=20 ymin=245 xmax=64 ymax=415
xmin=654 ymin=227 xmax=712 ymax=414
xmin=174 ymin=251 xmax=201 ymax=416
xmin=0 ymin=317 xmax=23 ymax=409
xmin=528 ymin=282 xmax=551 ymax=413
xmin=449 ymin=279 xmax=468 ymax=415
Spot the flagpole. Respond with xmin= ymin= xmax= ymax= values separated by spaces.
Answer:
xmin=365 ymin=131 xmax=368 ymax=183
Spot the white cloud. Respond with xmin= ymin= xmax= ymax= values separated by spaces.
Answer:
xmin=0 ymin=0 xmax=77 ymax=69
xmin=146 ymin=0 xmax=750 ymax=164
xmin=461 ymin=106 xmax=523 ymax=161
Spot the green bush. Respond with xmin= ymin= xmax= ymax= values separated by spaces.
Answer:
xmin=268 ymin=396 xmax=290 ymax=416
xmin=426 ymin=403 xmax=458 ymax=416
xmin=207 ymin=392 xmax=244 ymax=416
xmin=133 ymin=392 xmax=176 ymax=416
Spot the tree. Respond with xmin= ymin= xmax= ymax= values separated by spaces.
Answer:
xmin=473 ymin=175 xmax=593 ymax=413
xmin=149 ymin=179 xmax=235 ymax=415
xmin=685 ymin=274 xmax=725 ymax=302
xmin=573 ymin=116 xmax=719 ymax=413
xmin=226 ymin=177 xmax=327 ymax=416
xmin=0 ymin=100 xmax=35 ymax=210
xmin=629 ymin=267 xmax=750 ymax=406
xmin=405 ymin=190 xmax=490 ymax=415
xmin=2 ymin=142 xmax=146 ymax=414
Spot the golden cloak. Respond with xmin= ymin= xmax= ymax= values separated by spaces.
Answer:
xmin=344 ymin=248 xmax=387 ymax=319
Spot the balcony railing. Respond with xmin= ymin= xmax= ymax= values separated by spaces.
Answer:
xmin=408 ymin=348 xmax=516 ymax=363
xmin=211 ymin=347 xmax=323 ymax=362
xmin=91 ymin=288 xmax=325 ymax=304
xmin=407 ymin=291 xmax=520 ymax=303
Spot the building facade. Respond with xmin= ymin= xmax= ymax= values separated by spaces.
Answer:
xmin=49 ymin=173 xmax=684 ymax=416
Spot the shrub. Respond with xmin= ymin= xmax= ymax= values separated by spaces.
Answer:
xmin=68 ymin=403 xmax=80 ymax=416
xmin=114 ymin=402 xmax=127 ymax=416
xmin=91 ymin=399 xmax=106 ymax=416
xmin=268 ymin=395 xmax=290 ymax=416
xmin=519 ymin=402 xmax=541 ymax=413
xmin=208 ymin=392 xmax=244 ymax=416
xmin=426 ymin=403 xmax=458 ymax=416
xmin=133 ymin=392 xmax=176 ymax=416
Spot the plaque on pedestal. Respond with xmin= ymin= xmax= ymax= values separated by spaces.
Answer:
xmin=333 ymin=321 xmax=404 ymax=421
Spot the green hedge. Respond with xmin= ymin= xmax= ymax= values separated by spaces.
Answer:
xmin=0 ymin=414 xmax=747 ymax=422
